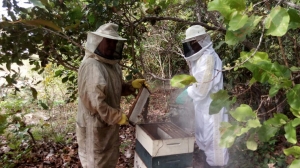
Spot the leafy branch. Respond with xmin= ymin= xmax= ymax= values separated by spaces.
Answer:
xmin=133 ymin=16 xmax=226 ymax=32
xmin=224 ymin=25 xmax=265 ymax=71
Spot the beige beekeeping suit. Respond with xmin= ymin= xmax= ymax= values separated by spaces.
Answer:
xmin=76 ymin=23 xmax=130 ymax=168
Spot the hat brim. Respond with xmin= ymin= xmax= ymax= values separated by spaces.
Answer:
xmin=90 ymin=32 xmax=127 ymax=41
xmin=182 ymin=33 xmax=207 ymax=43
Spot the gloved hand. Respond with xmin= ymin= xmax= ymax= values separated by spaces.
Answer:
xmin=132 ymin=79 xmax=148 ymax=89
xmin=118 ymin=113 xmax=129 ymax=125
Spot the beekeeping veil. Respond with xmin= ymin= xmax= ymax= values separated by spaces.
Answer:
xmin=84 ymin=23 xmax=126 ymax=60
xmin=182 ymin=25 xmax=212 ymax=58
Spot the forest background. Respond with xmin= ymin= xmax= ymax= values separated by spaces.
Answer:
xmin=1 ymin=0 xmax=300 ymax=167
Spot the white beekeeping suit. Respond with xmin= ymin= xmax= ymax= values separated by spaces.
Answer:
xmin=182 ymin=25 xmax=229 ymax=167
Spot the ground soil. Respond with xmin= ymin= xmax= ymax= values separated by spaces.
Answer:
xmin=1 ymin=88 xmax=205 ymax=168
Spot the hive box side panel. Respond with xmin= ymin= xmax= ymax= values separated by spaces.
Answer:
xmin=136 ymin=125 xmax=154 ymax=155
xmin=134 ymin=152 xmax=147 ymax=168
xmin=136 ymin=124 xmax=194 ymax=156
xmin=152 ymin=138 xmax=193 ymax=156
xmin=188 ymin=137 xmax=195 ymax=152
xmin=135 ymin=140 xmax=193 ymax=168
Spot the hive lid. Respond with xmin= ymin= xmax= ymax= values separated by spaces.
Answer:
xmin=128 ymin=87 xmax=151 ymax=125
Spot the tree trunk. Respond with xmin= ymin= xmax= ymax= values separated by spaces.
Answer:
xmin=195 ymin=0 xmax=202 ymax=22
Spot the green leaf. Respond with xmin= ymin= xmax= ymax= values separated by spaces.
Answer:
xmin=209 ymin=90 xmax=236 ymax=114
xmin=0 ymin=114 xmax=8 ymax=134
xmin=287 ymin=84 xmax=300 ymax=111
xmin=148 ymin=0 xmax=156 ymax=5
xmin=269 ymin=84 xmax=281 ymax=97
xmin=257 ymin=124 xmax=278 ymax=142
xmin=68 ymin=7 xmax=83 ymax=20
xmin=40 ymin=0 xmax=50 ymax=7
xmin=54 ymin=70 xmax=63 ymax=77
xmin=280 ymin=78 xmax=293 ymax=89
xmin=219 ymin=123 xmax=240 ymax=148
xmin=113 ymin=0 xmax=119 ymax=6
xmin=264 ymin=113 xmax=288 ymax=127
xmin=6 ymin=61 xmax=11 ymax=71
xmin=245 ymin=60 xmax=271 ymax=83
xmin=265 ymin=6 xmax=290 ymax=36
xmin=284 ymin=146 xmax=300 ymax=158
xmin=39 ymin=101 xmax=49 ymax=110
xmin=8 ymin=143 xmax=18 ymax=150
xmin=284 ymin=122 xmax=297 ymax=144
xmin=228 ymin=12 xmax=248 ymax=31
xmin=291 ymin=118 xmax=300 ymax=127
xmin=225 ymin=15 xmax=262 ymax=45
xmin=237 ymin=127 xmax=250 ymax=136
xmin=30 ymin=87 xmax=38 ymax=99
xmin=289 ymin=159 xmax=300 ymax=168
xmin=226 ymin=0 xmax=246 ymax=11
xmin=88 ymin=14 xmax=95 ymax=25
xmin=249 ymin=78 xmax=256 ymax=85
xmin=272 ymin=62 xmax=291 ymax=79
xmin=251 ymin=15 xmax=263 ymax=28
xmin=246 ymin=134 xmax=257 ymax=151
xmin=207 ymin=0 xmax=234 ymax=20
xmin=242 ymin=51 xmax=291 ymax=88
xmin=225 ymin=30 xmax=240 ymax=45
xmin=170 ymin=74 xmax=196 ymax=88
xmin=219 ymin=122 xmax=232 ymax=135
xmin=62 ymin=76 xmax=69 ymax=83
xmin=247 ymin=119 xmax=261 ymax=128
xmin=291 ymin=108 xmax=300 ymax=118
xmin=229 ymin=104 xmax=256 ymax=122
xmin=288 ymin=9 xmax=300 ymax=30
xmin=29 ymin=0 xmax=46 ymax=9
xmin=290 ymin=66 xmax=300 ymax=72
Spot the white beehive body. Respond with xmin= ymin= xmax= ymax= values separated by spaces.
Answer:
xmin=135 ymin=123 xmax=194 ymax=157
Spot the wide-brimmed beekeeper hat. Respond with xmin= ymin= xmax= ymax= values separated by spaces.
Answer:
xmin=90 ymin=23 xmax=127 ymax=41
xmin=182 ymin=25 xmax=207 ymax=43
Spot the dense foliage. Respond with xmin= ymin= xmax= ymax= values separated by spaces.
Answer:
xmin=1 ymin=0 xmax=300 ymax=167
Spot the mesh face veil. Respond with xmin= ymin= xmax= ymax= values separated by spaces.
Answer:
xmin=182 ymin=34 xmax=207 ymax=57
xmin=94 ymin=39 xmax=125 ymax=60
xmin=112 ymin=41 xmax=124 ymax=60
xmin=84 ymin=23 xmax=126 ymax=60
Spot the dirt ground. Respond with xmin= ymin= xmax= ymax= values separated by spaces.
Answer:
xmin=1 ymin=87 xmax=206 ymax=167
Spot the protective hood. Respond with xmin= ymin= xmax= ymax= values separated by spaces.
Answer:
xmin=182 ymin=34 xmax=212 ymax=58
xmin=83 ymin=23 xmax=126 ymax=62
xmin=184 ymin=34 xmax=223 ymax=101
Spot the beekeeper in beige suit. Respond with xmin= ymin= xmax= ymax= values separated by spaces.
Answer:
xmin=76 ymin=23 xmax=146 ymax=168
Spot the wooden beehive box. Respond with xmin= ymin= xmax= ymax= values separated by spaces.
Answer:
xmin=129 ymin=87 xmax=194 ymax=167
xmin=135 ymin=140 xmax=193 ymax=168
xmin=135 ymin=122 xmax=194 ymax=157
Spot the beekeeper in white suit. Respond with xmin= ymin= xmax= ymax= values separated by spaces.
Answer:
xmin=182 ymin=25 xmax=229 ymax=168
xmin=76 ymin=23 xmax=146 ymax=168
